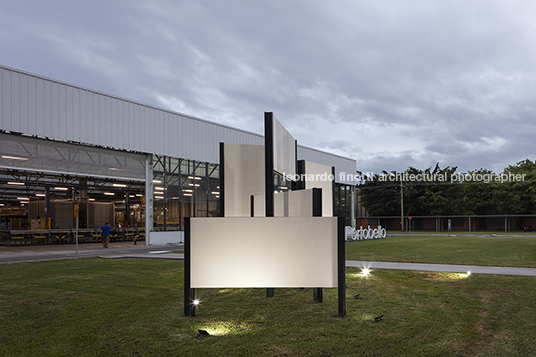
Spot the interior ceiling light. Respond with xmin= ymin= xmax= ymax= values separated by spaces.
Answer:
xmin=7 ymin=182 xmax=25 ymax=185
xmin=35 ymin=193 xmax=46 ymax=197
xmin=194 ymin=177 xmax=202 ymax=180
xmin=183 ymin=189 xmax=193 ymax=192
xmin=155 ymin=187 xmax=165 ymax=190
xmin=113 ymin=183 xmax=127 ymax=188
xmin=187 ymin=176 xmax=194 ymax=179
xmin=89 ymin=198 xmax=95 ymax=201
xmin=136 ymin=194 xmax=143 ymax=197
xmin=183 ymin=193 xmax=193 ymax=196
xmin=55 ymin=187 xmax=68 ymax=191
xmin=109 ymin=167 xmax=126 ymax=171
xmin=153 ymin=179 xmax=161 ymax=183
xmin=211 ymin=191 xmax=219 ymax=195
xmin=104 ymin=192 xmax=115 ymax=196
xmin=17 ymin=197 xmax=29 ymax=200
xmin=2 ymin=155 xmax=28 ymax=160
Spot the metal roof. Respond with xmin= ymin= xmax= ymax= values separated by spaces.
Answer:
xmin=1 ymin=64 xmax=357 ymax=184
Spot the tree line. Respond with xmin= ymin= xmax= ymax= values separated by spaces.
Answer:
xmin=357 ymin=159 xmax=536 ymax=217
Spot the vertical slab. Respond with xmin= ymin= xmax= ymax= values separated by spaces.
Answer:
xmin=304 ymin=161 xmax=335 ymax=217
xmin=183 ymin=217 xmax=195 ymax=317
xmin=221 ymin=143 xmax=265 ymax=217
xmin=338 ymin=216 xmax=346 ymax=317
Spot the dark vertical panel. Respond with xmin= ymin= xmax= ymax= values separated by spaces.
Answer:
xmin=178 ymin=158 xmax=182 ymax=231
xmin=264 ymin=112 xmax=274 ymax=217
xmin=264 ymin=112 xmax=275 ymax=298
xmin=332 ymin=167 xmax=336 ymax=217
xmin=338 ymin=216 xmax=346 ymax=317
xmin=250 ymin=195 xmax=254 ymax=217
xmin=313 ymin=187 xmax=323 ymax=302
xmin=312 ymin=188 xmax=323 ymax=217
xmin=296 ymin=160 xmax=306 ymax=190
xmin=184 ymin=217 xmax=196 ymax=316
xmin=313 ymin=288 xmax=323 ymax=303
xmin=219 ymin=142 xmax=225 ymax=217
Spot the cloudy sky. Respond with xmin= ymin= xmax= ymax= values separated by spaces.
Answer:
xmin=1 ymin=0 xmax=535 ymax=174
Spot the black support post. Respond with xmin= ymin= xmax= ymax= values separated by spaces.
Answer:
xmin=313 ymin=288 xmax=323 ymax=303
xmin=184 ymin=217 xmax=196 ymax=317
xmin=264 ymin=112 xmax=275 ymax=298
xmin=338 ymin=216 xmax=346 ymax=317
xmin=219 ymin=142 xmax=225 ymax=218
xmin=312 ymin=187 xmax=323 ymax=302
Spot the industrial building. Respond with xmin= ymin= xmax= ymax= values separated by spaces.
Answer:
xmin=0 ymin=64 xmax=357 ymax=245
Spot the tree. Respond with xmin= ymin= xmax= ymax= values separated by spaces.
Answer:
xmin=493 ymin=159 xmax=536 ymax=214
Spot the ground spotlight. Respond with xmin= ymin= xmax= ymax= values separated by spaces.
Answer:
xmin=193 ymin=299 xmax=200 ymax=306
xmin=373 ymin=315 xmax=384 ymax=323
xmin=198 ymin=329 xmax=210 ymax=336
xmin=466 ymin=271 xmax=472 ymax=276
xmin=362 ymin=268 xmax=371 ymax=276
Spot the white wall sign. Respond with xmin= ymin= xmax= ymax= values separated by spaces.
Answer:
xmin=190 ymin=217 xmax=338 ymax=288
xmin=345 ymin=225 xmax=387 ymax=240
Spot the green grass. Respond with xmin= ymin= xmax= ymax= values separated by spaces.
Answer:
xmin=1 ymin=258 xmax=536 ymax=356
xmin=346 ymin=235 xmax=536 ymax=268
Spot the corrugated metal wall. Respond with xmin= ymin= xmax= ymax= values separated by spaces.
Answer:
xmin=1 ymin=65 xmax=356 ymax=184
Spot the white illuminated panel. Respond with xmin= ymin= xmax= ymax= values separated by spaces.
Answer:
xmin=223 ymin=144 xmax=265 ymax=217
xmin=274 ymin=191 xmax=286 ymax=217
xmin=272 ymin=116 xmax=296 ymax=176
xmin=287 ymin=189 xmax=314 ymax=217
xmin=252 ymin=194 xmax=265 ymax=217
xmin=273 ymin=190 xmax=315 ymax=217
xmin=190 ymin=217 xmax=338 ymax=288
xmin=305 ymin=161 xmax=334 ymax=217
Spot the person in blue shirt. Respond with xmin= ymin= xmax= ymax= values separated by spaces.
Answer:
xmin=100 ymin=223 xmax=112 ymax=248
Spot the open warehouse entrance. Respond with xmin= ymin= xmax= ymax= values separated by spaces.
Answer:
xmin=0 ymin=132 xmax=146 ymax=244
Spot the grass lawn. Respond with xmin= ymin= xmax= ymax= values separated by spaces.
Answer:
xmin=1 ymin=258 xmax=536 ymax=356
xmin=346 ymin=235 xmax=536 ymax=268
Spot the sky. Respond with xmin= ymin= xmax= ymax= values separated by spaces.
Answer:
xmin=1 ymin=0 xmax=536 ymax=174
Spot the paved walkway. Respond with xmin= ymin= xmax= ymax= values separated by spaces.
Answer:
xmin=2 ymin=243 xmax=536 ymax=277
xmin=345 ymin=260 xmax=536 ymax=276
xmin=103 ymin=252 xmax=536 ymax=277
xmin=0 ymin=241 xmax=181 ymax=264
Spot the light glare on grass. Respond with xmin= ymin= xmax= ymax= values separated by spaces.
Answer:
xmin=198 ymin=321 xmax=253 ymax=336
xmin=362 ymin=267 xmax=371 ymax=276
